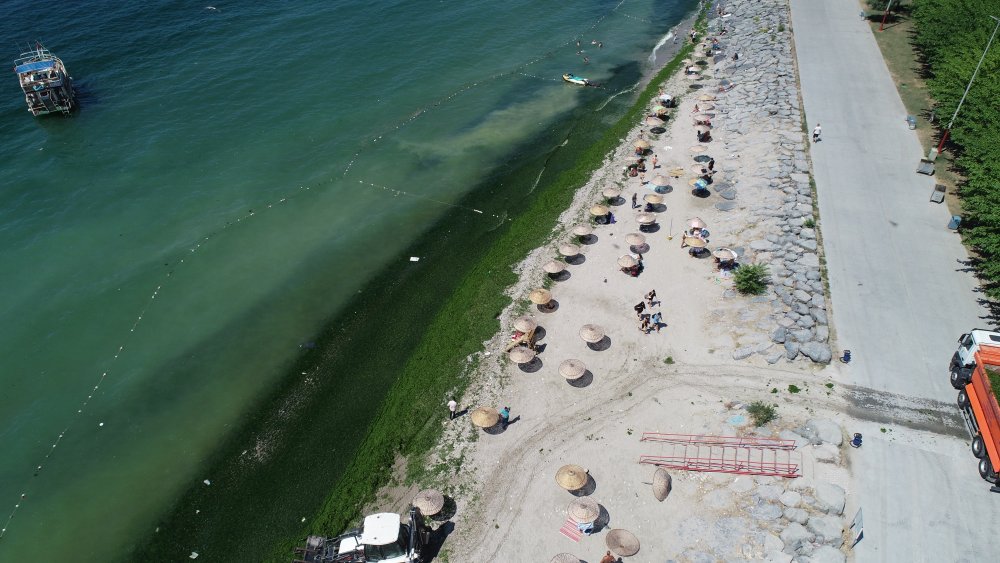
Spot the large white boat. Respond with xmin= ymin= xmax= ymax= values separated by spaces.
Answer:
xmin=13 ymin=43 xmax=76 ymax=116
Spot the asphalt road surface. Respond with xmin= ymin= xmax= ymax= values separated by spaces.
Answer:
xmin=789 ymin=1 xmax=1000 ymax=560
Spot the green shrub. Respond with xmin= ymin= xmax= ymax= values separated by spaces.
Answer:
xmin=803 ymin=217 xmax=816 ymax=228
xmin=734 ymin=264 xmax=770 ymax=295
xmin=747 ymin=401 xmax=777 ymax=427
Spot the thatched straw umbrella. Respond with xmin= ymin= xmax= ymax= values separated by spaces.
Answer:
xmin=529 ymin=288 xmax=552 ymax=305
xmin=558 ymin=243 xmax=581 ymax=257
xmin=579 ymin=324 xmax=605 ymax=344
xmin=572 ymin=224 xmax=593 ymax=237
xmin=558 ymin=359 xmax=586 ymax=380
xmin=508 ymin=346 xmax=536 ymax=364
xmin=543 ymin=260 xmax=566 ymax=274
xmin=618 ymin=255 xmax=638 ymax=268
xmin=412 ymin=489 xmax=445 ymax=516
xmin=606 ymin=529 xmax=640 ymax=557
xmin=555 ymin=464 xmax=588 ymax=491
xmin=625 ymin=233 xmax=646 ymax=246
xmin=590 ymin=204 xmax=610 ymax=217
xmin=652 ymin=468 xmax=672 ymax=502
xmin=568 ymin=497 xmax=599 ymax=522
xmin=470 ymin=407 xmax=499 ymax=428
xmin=513 ymin=315 xmax=537 ymax=333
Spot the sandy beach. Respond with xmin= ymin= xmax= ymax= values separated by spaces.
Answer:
xmin=365 ymin=1 xmax=870 ymax=561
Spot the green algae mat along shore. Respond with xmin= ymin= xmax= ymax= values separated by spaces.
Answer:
xmin=285 ymin=30 xmax=701 ymax=563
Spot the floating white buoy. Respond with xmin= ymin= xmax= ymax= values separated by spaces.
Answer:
xmin=409 ymin=257 xmax=420 ymax=262
xmin=203 ymin=480 xmax=211 ymax=486
xmin=189 ymin=552 xmax=199 ymax=559
xmin=99 ymin=422 xmax=104 ymax=427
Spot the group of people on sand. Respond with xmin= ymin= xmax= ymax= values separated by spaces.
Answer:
xmin=633 ymin=290 xmax=664 ymax=334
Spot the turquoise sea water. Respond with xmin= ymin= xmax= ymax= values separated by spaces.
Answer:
xmin=1 ymin=0 xmax=693 ymax=560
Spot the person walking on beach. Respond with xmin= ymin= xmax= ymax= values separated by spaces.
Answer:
xmin=651 ymin=311 xmax=663 ymax=332
xmin=645 ymin=289 xmax=657 ymax=307
xmin=499 ymin=406 xmax=511 ymax=429
xmin=600 ymin=551 xmax=618 ymax=563
xmin=634 ymin=301 xmax=646 ymax=317
xmin=447 ymin=398 xmax=457 ymax=420
xmin=812 ymin=123 xmax=822 ymax=142
xmin=651 ymin=154 xmax=658 ymax=168
xmin=631 ymin=192 xmax=638 ymax=208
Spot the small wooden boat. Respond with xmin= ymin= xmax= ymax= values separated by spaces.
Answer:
xmin=562 ymin=73 xmax=590 ymax=86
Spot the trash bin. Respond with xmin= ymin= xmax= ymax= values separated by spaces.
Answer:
xmin=948 ymin=215 xmax=962 ymax=230
xmin=906 ymin=115 xmax=917 ymax=130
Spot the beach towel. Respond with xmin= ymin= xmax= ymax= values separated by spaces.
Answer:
xmin=558 ymin=515 xmax=583 ymax=542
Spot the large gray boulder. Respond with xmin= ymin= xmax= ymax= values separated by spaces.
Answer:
xmin=804 ymin=419 xmax=844 ymax=446
xmin=800 ymin=341 xmax=833 ymax=363
xmin=780 ymin=522 xmax=815 ymax=553
xmin=814 ymin=482 xmax=846 ymax=515
xmin=807 ymin=515 xmax=845 ymax=547
xmin=807 ymin=546 xmax=847 ymax=563
xmin=780 ymin=490 xmax=802 ymax=507
xmin=783 ymin=507 xmax=809 ymax=524
xmin=784 ymin=340 xmax=800 ymax=360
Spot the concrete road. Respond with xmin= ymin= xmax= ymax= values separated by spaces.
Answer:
xmin=789 ymin=0 xmax=1000 ymax=560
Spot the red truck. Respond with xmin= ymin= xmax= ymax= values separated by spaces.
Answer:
xmin=950 ymin=330 xmax=1000 ymax=490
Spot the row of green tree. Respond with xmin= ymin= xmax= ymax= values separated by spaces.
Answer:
xmin=910 ymin=0 xmax=1000 ymax=299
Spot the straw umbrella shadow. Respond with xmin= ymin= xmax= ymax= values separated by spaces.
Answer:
xmin=569 ymin=474 xmax=597 ymax=497
xmin=567 ymin=370 xmax=594 ymax=388
xmin=607 ymin=195 xmax=625 ymax=206
xmin=483 ymin=416 xmax=519 ymax=435
xmin=629 ymin=243 xmax=650 ymax=255
xmin=432 ymin=496 xmax=458 ymax=522
xmin=534 ymin=326 xmax=547 ymax=342
xmin=645 ymin=203 xmax=667 ymax=213
xmin=587 ymin=336 xmax=612 ymax=351
xmin=565 ymin=254 xmax=587 ymax=266
xmin=579 ymin=234 xmax=599 ymax=245
xmin=548 ymin=270 xmax=572 ymax=282
xmin=592 ymin=504 xmax=612 ymax=533
xmin=638 ymin=223 xmax=660 ymax=233
xmin=538 ymin=300 xmax=560 ymax=313
xmin=691 ymin=188 xmax=711 ymax=198
xmin=519 ymin=356 xmax=544 ymax=373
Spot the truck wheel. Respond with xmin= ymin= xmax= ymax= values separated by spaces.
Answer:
xmin=950 ymin=352 xmax=960 ymax=371
xmin=979 ymin=458 xmax=998 ymax=483
xmin=958 ymin=389 xmax=970 ymax=408
xmin=950 ymin=369 xmax=964 ymax=389
xmin=973 ymin=435 xmax=986 ymax=459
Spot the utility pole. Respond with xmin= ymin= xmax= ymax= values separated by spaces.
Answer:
xmin=879 ymin=1 xmax=894 ymax=32
xmin=934 ymin=15 xmax=1000 ymax=157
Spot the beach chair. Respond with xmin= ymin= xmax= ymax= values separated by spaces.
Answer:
xmin=504 ymin=327 xmax=538 ymax=351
